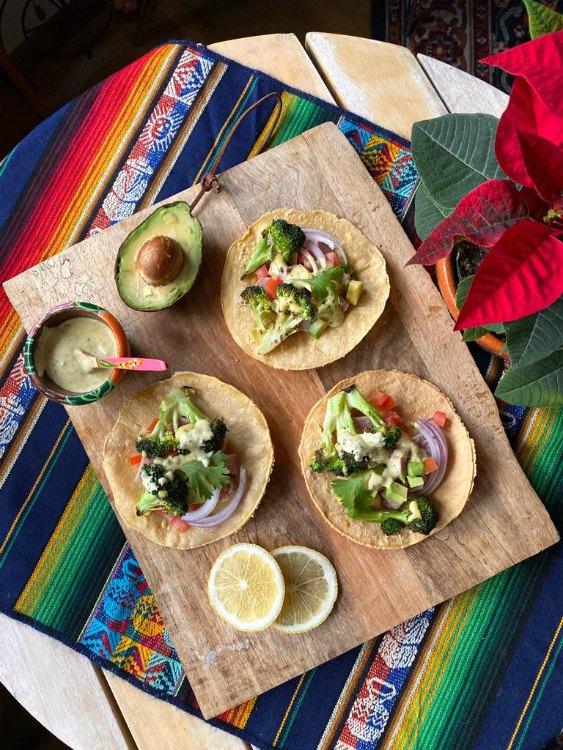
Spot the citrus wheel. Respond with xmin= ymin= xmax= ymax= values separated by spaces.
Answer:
xmin=208 ymin=543 xmax=285 ymax=632
xmin=271 ymin=546 xmax=338 ymax=634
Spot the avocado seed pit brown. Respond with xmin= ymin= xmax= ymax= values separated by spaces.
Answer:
xmin=136 ymin=236 xmax=184 ymax=286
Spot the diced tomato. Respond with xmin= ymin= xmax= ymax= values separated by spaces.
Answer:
xmin=433 ymin=411 xmax=449 ymax=428
xmin=264 ymin=275 xmax=282 ymax=299
xmin=128 ymin=453 xmax=143 ymax=465
xmin=384 ymin=411 xmax=402 ymax=426
xmin=169 ymin=516 xmax=190 ymax=532
xmin=424 ymin=457 xmax=438 ymax=474
xmin=256 ymin=264 xmax=270 ymax=278
xmin=326 ymin=251 xmax=341 ymax=266
xmin=188 ymin=503 xmax=202 ymax=512
xmin=146 ymin=417 xmax=158 ymax=432
xmin=369 ymin=391 xmax=391 ymax=410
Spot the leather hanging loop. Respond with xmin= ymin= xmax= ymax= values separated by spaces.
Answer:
xmin=189 ymin=91 xmax=283 ymax=212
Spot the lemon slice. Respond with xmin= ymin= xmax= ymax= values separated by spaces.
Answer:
xmin=208 ymin=543 xmax=285 ymax=632
xmin=271 ymin=546 xmax=338 ymax=634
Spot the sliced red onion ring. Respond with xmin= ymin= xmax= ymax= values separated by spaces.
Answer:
xmin=302 ymin=250 xmax=319 ymax=273
xmin=412 ymin=419 xmax=448 ymax=494
xmin=353 ymin=415 xmax=374 ymax=432
xmin=303 ymin=228 xmax=347 ymax=264
xmin=303 ymin=240 xmax=327 ymax=265
xmin=256 ymin=276 xmax=270 ymax=289
xmin=180 ymin=486 xmax=220 ymax=522
xmin=188 ymin=467 xmax=247 ymax=527
xmin=340 ymin=299 xmax=350 ymax=312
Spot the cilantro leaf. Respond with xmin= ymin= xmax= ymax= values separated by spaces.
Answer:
xmin=331 ymin=472 xmax=374 ymax=517
xmin=181 ymin=452 xmax=231 ymax=503
xmin=295 ymin=266 xmax=344 ymax=302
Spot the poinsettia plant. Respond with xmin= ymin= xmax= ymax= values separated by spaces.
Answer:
xmin=409 ymin=21 xmax=563 ymax=408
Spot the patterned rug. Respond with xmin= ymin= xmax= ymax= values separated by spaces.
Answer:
xmin=373 ymin=0 xmax=563 ymax=90
xmin=0 ymin=40 xmax=562 ymax=750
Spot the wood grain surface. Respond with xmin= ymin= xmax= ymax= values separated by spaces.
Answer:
xmin=305 ymin=34 xmax=446 ymax=138
xmin=4 ymin=122 xmax=558 ymax=719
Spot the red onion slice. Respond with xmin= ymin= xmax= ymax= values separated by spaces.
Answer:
xmin=303 ymin=228 xmax=347 ymax=264
xmin=180 ymin=486 xmax=220 ymax=522
xmin=301 ymin=250 xmax=319 ymax=273
xmin=188 ymin=467 xmax=247 ymax=527
xmin=303 ymin=240 xmax=327 ymax=265
xmin=412 ymin=419 xmax=448 ymax=494
xmin=135 ymin=456 xmax=149 ymax=481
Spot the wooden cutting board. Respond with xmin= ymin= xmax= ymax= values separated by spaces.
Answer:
xmin=5 ymin=122 xmax=558 ymax=719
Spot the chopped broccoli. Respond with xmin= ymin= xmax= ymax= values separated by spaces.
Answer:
xmin=257 ymin=283 xmax=316 ymax=354
xmin=309 ymin=449 xmax=365 ymax=476
xmin=383 ymin=425 xmax=402 ymax=451
xmin=136 ymin=465 xmax=188 ymax=517
xmin=136 ymin=388 xmax=227 ymax=457
xmin=243 ymin=219 xmax=305 ymax=275
xmin=310 ymin=391 xmax=372 ymax=476
xmin=352 ymin=496 xmax=438 ymax=536
xmin=266 ymin=219 xmax=305 ymax=263
xmin=202 ymin=418 xmax=227 ymax=453
xmin=240 ymin=285 xmax=274 ymax=331
xmin=380 ymin=518 xmax=405 ymax=535
xmin=343 ymin=385 xmax=401 ymax=450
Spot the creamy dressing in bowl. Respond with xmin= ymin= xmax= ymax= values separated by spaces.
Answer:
xmin=34 ymin=317 xmax=117 ymax=393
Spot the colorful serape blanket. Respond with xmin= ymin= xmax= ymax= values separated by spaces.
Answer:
xmin=0 ymin=41 xmax=561 ymax=750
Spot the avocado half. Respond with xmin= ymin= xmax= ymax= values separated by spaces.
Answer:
xmin=115 ymin=201 xmax=203 ymax=312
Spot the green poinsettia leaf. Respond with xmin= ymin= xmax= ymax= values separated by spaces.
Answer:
xmin=505 ymin=298 xmax=563 ymax=369
xmin=411 ymin=114 xmax=505 ymax=211
xmin=455 ymin=275 xmax=505 ymax=337
xmin=495 ymin=350 xmax=563 ymax=407
xmin=414 ymin=180 xmax=450 ymax=239
xmin=523 ymin=0 xmax=563 ymax=38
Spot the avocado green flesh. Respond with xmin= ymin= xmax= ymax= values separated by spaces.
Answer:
xmin=115 ymin=201 xmax=203 ymax=311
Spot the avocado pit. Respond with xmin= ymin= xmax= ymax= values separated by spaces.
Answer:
xmin=136 ymin=235 xmax=184 ymax=286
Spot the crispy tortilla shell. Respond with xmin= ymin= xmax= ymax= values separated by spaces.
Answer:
xmin=221 ymin=209 xmax=390 ymax=370
xmin=298 ymin=370 xmax=476 ymax=549
xmin=102 ymin=372 xmax=274 ymax=549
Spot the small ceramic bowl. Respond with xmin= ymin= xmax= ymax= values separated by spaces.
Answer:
xmin=24 ymin=301 xmax=129 ymax=405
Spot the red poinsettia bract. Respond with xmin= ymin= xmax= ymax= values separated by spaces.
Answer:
xmin=410 ymin=31 xmax=563 ymax=331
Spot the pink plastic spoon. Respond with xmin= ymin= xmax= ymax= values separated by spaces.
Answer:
xmin=74 ymin=349 xmax=167 ymax=372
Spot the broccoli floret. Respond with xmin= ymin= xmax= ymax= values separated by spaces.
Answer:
xmin=243 ymin=219 xmax=305 ymax=275
xmin=353 ymin=496 xmax=438 ymax=536
xmin=380 ymin=518 xmax=405 ymax=535
xmin=202 ymin=418 xmax=227 ymax=453
xmin=136 ymin=466 xmax=188 ymax=517
xmin=343 ymin=385 xmax=402 ymax=450
xmin=135 ymin=432 xmax=177 ymax=458
xmin=257 ymin=284 xmax=316 ymax=355
xmin=383 ymin=425 xmax=402 ymax=451
xmin=241 ymin=285 xmax=274 ymax=331
xmin=309 ymin=449 xmax=365 ymax=476
xmin=274 ymin=283 xmax=315 ymax=319
xmin=266 ymin=219 xmax=305 ymax=262
xmin=136 ymin=388 xmax=227 ymax=457
xmin=309 ymin=391 xmax=372 ymax=476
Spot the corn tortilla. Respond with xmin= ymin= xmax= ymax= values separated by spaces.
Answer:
xmin=103 ymin=372 xmax=274 ymax=549
xmin=298 ymin=370 xmax=476 ymax=549
xmin=221 ymin=209 xmax=390 ymax=370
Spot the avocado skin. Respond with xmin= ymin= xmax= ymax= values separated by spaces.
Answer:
xmin=115 ymin=201 xmax=203 ymax=312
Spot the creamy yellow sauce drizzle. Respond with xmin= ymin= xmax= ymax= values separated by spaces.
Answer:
xmin=34 ymin=317 xmax=117 ymax=393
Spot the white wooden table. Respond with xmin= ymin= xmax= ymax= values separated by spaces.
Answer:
xmin=0 ymin=33 xmax=507 ymax=750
